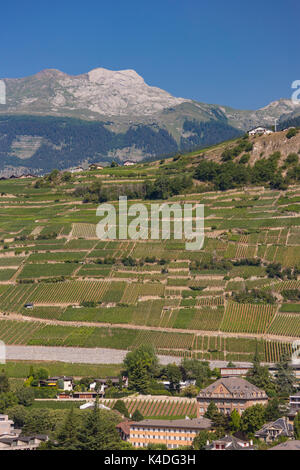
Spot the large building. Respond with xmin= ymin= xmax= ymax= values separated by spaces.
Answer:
xmin=197 ymin=377 xmax=268 ymax=416
xmin=0 ymin=414 xmax=48 ymax=451
xmin=120 ymin=417 xmax=212 ymax=449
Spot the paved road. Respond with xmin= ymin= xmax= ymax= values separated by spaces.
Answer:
xmin=4 ymin=345 xmax=257 ymax=368
xmin=4 ymin=345 xmax=182 ymax=365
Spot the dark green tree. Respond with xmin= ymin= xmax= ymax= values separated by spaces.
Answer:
xmin=193 ymin=430 xmax=217 ymax=450
xmin=0 ymin=372 xmax=9 ymax=393
xmin=123 ymin=344 xmax=158 ymax=394
xmin=113 ymin=400 xmax=129 ymax=418
xmin=294 ymin=411 xmax=300 ymax=439
xmin=240 ymin=404 xmax=266 ymax=435
xmin=77 ymin=399 xmax=121 ymax=450
xmin=132 ymin=409 xmax=144 ymax=421
xmin=229 ymin=408 xmax=241 ymax=432
xmin=55 ymin=407 xmax=80 ymax=450
xmin=275 ymin=354 xmax=295 ymax=396
xmin=166 ymin=363 xmax=182 ymax=393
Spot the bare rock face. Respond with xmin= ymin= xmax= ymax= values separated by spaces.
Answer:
xmin=2 ymin=67 xmax=189 ymax=118
xmin=1 ymin=66 xmax=300 ymax=127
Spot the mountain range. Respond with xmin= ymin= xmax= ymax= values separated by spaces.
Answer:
xmin=0 ymin=67 xmax=300 ymax=175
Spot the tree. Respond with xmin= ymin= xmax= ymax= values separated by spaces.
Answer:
xmin=247 ymin=344 xmax=276 ymax=396
xmin=180 ymin=384 xmax=198 ymax=398
xmin=0 ymin=372 xmax=9 ymax=393
xmin=15 ymin=387 xmax=35 ymax=407
xmin=123 ymin=344 xmax=158 ymax=394
xmin=166 ymin=363 xmax=182 ymax=393
xmin=204 ymin=402 xmax=219 ymax=421
xmin=132 ymin=409 xmax=144 ymax=421
xmin=0 ymin=392 xmax=18 ymax=413
xmin=113 ymin=400 xmax=129 ymax=418
xmin=294 ymin=411 xmax=300 ymax=439
xmin=77 ymin=399 xmax=121 ymax=450
xmin=193 ymin=430 xmax=216 ymax=450
xmin=55 ymin=407 xmax=80 ymax=450
xmin=204 ymin=401 xmax=219 ymax=421
xmin=240 ymin=405 xmax=266 ymax=435
xmin=6 ymin=405 xmax=28 ymax=428
xmin=275 ymin=354 xmax=295 ymax=396
xmin=229 ymin=408 xmax=241 ymax=432
xmin=264 ymin=398 xmax=282 ymax=422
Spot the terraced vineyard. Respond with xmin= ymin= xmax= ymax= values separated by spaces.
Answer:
xmin=0 ymin=162 xmax=299 ymax=365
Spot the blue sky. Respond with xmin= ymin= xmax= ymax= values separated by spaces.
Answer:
xmin=1 ymin=0 xmax=299 ymax=109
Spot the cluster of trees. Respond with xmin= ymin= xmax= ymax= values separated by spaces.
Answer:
xmin=42 ymin=402 xmax=130 ymax=450
xmin=180 ymin=119 xmax=242 ymax=152
xmin=231 ymin=288 xmax=276 ymax=305
xmin=144 ymin=175 xmax=193 ymax=200
xmin=34 ymin=169 xmax=73 ymax=188
xmin=122 ymin=345 xmax=216 ymax=395
xmin=194 ymin=151 xmax=293 ymax=191
xmin=266 ymin=263 xmax=300 ymax=280
xmin=221 ymin=138 xmax=253 ymax=162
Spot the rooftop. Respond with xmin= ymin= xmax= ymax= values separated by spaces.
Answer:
xmin=130 ymin=417 xmax=212 ymax=431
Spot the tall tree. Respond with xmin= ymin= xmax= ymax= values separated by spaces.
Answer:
xmin=247 ymin=344 xmax=276 ymax=396
xmin=55 ymin=407 xmax=80 ymax=450
xmin=77 ymin=399 xmax=121 ymax=450
xmin=229 ymin=408 xmax=241 ymax=432
xmin=0 ymin=372 xmax=9 ymax=393
xmin=123 ymin=344 xmax=158 ymax=394
xmin=166 ymin=363 xmax=182 ymax=393
xmin=275 ymin=354 xmax=295 ymax=397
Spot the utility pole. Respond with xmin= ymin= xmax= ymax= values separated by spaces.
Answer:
xmin=274 ymin=118 xmax=278 ymax=132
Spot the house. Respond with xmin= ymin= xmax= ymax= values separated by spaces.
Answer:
xmin=70 ymin=166 xmax=84 ymax=174
xmin=0 ymin=414 xmax=48 ymax=451
xmin=205 ymin=435 xmax=255 ymax=451
xmin=160 ymin=379 xmax=196 ymax=392
xmin=197 ymin=377 xmax=268 ymax=416
xmin=89 ymin=163 xmax=104 ymax=171
xmin=123 ymin=160 xmax=135 ymax=166
xmin=269 ymin=440 xmax=300 ymax=450
xmin=248 ymin=127 xmax=274 ymax=136
xmin=126 ymin=417 xmax=212 ymax=449
xmin=255 ymin=417 xmax=293 ymax=443
xmin=38 ymin=378 xmax=57 ymax=388
xmin=50 ymin=376 xmax=73 ymax=391
xmin=89 ymin=376 xmax=128 ymax=396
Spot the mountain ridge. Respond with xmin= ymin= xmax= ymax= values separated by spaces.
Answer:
xmin=0 ymin=67 xmax=300 ymax=175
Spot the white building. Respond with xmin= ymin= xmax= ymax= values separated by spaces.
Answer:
xmin=248 ymin=127 xmax=274 ymax=136
xmin=0 ymin=415 xmax=48 ymax=451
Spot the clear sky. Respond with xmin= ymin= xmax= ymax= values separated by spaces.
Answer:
xmin=1 ymin=0 xmax=299 ymax=109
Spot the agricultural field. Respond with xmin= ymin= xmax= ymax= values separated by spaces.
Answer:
xmin=0 ymin=169 xmax=299 ymax=365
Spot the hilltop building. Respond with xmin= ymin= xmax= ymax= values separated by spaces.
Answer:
xmin=248 ymin=127 xmax=273 ymax=136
